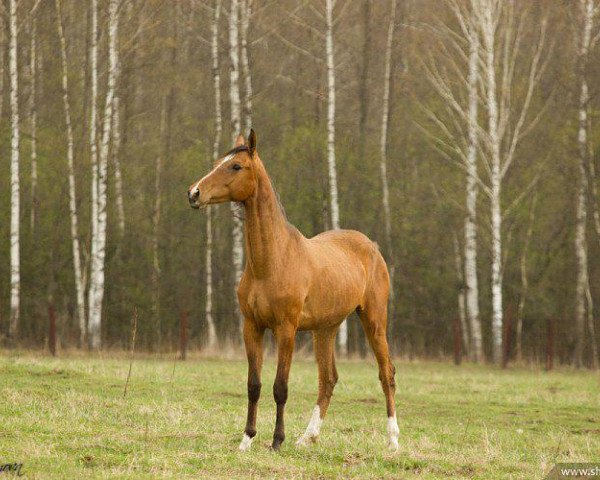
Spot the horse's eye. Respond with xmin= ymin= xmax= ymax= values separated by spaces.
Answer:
xmin=232 ymin=163 xmax=242 ymax=171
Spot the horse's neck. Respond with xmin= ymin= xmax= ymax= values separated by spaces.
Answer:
xmin=243 ymin=160 xmax=291 ymax=278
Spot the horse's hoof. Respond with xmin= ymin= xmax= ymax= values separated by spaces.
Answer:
xmin=271 ymin=437 xmax=284 ymax=451
xmin=239 ymin=433 xmax=253 ymax=452
xmin=388 ymin=437 xmax=399 ymax=452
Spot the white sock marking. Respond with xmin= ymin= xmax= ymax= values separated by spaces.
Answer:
xmin=387 ymin=414 xmax=399 ymax=451
xmin=239 ymin=433 xmax=253 ymax=452
xmin=296 ymin=405 xmax=322 ymax=447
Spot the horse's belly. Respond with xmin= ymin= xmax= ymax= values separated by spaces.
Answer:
xmin=298 ymin=267 xmax=366 ymax=330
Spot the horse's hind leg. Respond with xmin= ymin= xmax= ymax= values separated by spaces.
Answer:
xmin=296 ymin=327 xmax=338 ymax=446
xmin=358 ymin=291 xmax=399 ymax=451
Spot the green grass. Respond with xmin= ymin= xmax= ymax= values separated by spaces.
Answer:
xmin=0 ymin=353 xmax=598 ymax=479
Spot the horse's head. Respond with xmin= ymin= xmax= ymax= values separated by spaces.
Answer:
xmin=188 ymin=129 xmax=258 ymax=208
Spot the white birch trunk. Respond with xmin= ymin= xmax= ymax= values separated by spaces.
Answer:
xmin=480 ymin=0 xmax=504 ymax=364
xmin=112 ymin=58 xmax=126 ymax=237
xmin=240 ymin=0 xmax=253 ymax=132
xmin=464 ymin=19 xmax=483 ymax=362
xmin=574 ymin=0 xmax=594 ymax=367
xmin=325 ymin=0 xmax=345 ymax=354
xmin=206 ymin=0 xmax=223 ymax=349
xmin=575 ymin=85 xmax=589 ymax=368
xmin=89 ymin=0 xmax=119 ymax=349
xmin=30 ymin=19 xmax=38 ymax=234
xmin=56 ymin=0 xmax=87 ymax=347
xmin=380 ymin=0 xmax=396 ymax=302
xmin=8 ymin=0 xmax=20 ymax=338
xmin=88 ymin=0 xmax=100 ymax=346
xmin=229 ymin=0 xmax=245 ymax=337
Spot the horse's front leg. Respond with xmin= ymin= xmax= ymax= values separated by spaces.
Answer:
xmin=239 ymin=318 xmax=264 ymax=452
xmin=271 ymin=323 xmax=296 ymax=450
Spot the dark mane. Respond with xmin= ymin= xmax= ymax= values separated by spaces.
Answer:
xmin=224 ymin=145 xmax=250 ymax=156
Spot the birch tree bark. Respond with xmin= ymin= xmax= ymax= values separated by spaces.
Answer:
xmin=574 ymin=0 xmax=597 ymax=368
xmin=89 ymin=0 xmax=119 ymax=349
xmin=112 ymin=58 xmax=126 ymax=237
xmin=56 ymin=0 xmax=87 ymax=347
xmin=229 ymin=0 xmax=245 ymax=337
xmin=479 ymin=0 xmax=503 ymax=364
xmin=8 ymin=0 xmax=20 ymax=338
xmin=29 ymin=18 xmax=38 ymax=234
xmin=464 ymin=13 xmax=483 ymax=362
xmin=325 ymin=0 xmax=340 ymax=232
xmin=380 ymin=0 xmax=396 ymax=305
xmin=240 ymin=0 xmax=252 ymax=132
xmin=205 ymin=0 xmax=223 ymax=350
xmin=359 ymin=0 xmax=372 ymax=163
xmin=88 ymin=0 xmax=100 ymax=347
xmin=325 ymin=0 xmax=345 ymax=354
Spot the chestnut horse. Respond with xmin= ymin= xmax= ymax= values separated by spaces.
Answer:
xmin=188 ymin=130 xmax=399 ymax=451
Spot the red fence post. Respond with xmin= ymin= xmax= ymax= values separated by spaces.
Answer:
xmin=48 ymin=303 xmax=57 ymax=357
xmin=180 ymin=311 xmax=188 ymax=361
xmin=453 ymin=317 xmax=461 ymax=366
xmin=545 ymin=318 xmax=554 ymax=371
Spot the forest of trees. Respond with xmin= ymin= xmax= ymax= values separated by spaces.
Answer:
xmin=1 ymin=0 xmax=599 ymax=367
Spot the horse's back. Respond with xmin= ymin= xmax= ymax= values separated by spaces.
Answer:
xmin=308 ymin=229 xmax=384 ymax=271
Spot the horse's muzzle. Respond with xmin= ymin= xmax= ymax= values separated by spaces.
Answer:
xmin=188 ymin=187 xmax=200 ymax=209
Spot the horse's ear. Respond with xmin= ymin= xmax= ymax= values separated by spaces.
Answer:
xmin=234 ymin=134 xmax=246 ymax=147
xmin=248 ymin=129 xmax=257 ymax=155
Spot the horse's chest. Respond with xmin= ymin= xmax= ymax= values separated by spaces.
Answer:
xmin=241 ymin=281 xmax=303 ymax=325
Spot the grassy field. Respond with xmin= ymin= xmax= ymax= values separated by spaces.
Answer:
xmin=0 ymin=353 xmax=598 ymax=479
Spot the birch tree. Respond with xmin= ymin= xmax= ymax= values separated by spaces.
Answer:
xmin=240 ymin=0 xmax=253 ymax=132
xmin=89 ymin=0 xmax=120 ymax=349
xmin=56 ymin=0 xmax=87 ymax=346
xmin=88 ymin=0 xmax=100 ymax=346
xmin=205 ymin=0 xmax=223 ymax=349
xmin=463 ymin=6 xmax=483 ymax=362
xmin=358 ymin=0 xmax=372 ymax=163
xmin=421 ymin=0 xmax=483 ymax=361
xmin=473 ymin=0 xmax=548 ymax=363
xmin=324 ymin=0 xmax=345 ymax=354
xmin=229 ymin=0 xmax=245 ymax=336
xmin=379 ymin=0 xmax=396 ymax=310
xmin=574 ymin=0 xmax=599 ymax=368
xmin=29 ymin=18 xmax=38 ymax=234
xmin=8 ymin=0 xmax=20 ymax=338
xmin=112 ymin=60 xmax=126 ymax=237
